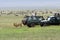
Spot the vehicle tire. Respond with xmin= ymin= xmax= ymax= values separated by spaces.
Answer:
xmin=40 ymin=23 xmax=44 ymax=27
xmin=40 ymin=22 xmax=46 ymax=27
xmin=27 ymin=23 xmax=35 ymax=27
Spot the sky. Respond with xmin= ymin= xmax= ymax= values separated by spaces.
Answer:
xmin=0 ymin=0 xmax=60 ymax=8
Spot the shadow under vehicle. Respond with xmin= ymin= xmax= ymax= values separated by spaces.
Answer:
xmin=22 ymin=16 xmax=44 ymax=27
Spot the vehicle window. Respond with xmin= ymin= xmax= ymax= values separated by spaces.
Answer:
xmin=28 ymin=17 xmax=31 ymax=20
xmin=51 ymin=17 xmax=55 ymax=19
xmin=50 ymin=17 xmax=56 ymax=21
xmin=33 ymin=17 xmax=36 ymax=20
xmin=39 ymin=17 xmax=43 ymax=20
xmin=57 ymin=17 xmax=60 ymax=20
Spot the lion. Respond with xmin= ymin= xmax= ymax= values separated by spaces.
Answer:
xmin=13 ymin=22 xmax=23 ymax=27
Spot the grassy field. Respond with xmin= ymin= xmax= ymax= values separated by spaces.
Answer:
xmin=0 ymin=16 xmax=60 ymax=40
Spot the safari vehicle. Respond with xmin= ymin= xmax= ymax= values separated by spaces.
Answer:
xmin=22 ymin=16 xmax=44 ymax=27
xmin=40 ymin=16 xmax=60 ymax=26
